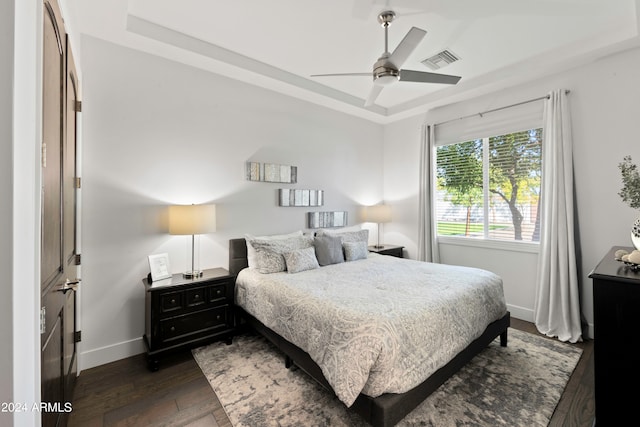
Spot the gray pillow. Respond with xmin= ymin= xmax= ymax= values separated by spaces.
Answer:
xmin=283 ymin=247 xmax=320 ymax=274
xmin=344 ymin=241 xmax=368 ymax=261
xmin=314 ymin=234 xmax=344 ymax=266
xmin=317 ymin=229 xmax=369 ymax=243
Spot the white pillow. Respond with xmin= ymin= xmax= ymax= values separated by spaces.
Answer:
xmin=245 ymin=231 xmax=303 ymax=269
xmin=251 ymin=235 xmax=314 ymax=273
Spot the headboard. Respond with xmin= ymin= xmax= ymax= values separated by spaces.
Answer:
xmin=229 ymin=238 xmax=249 ymax=276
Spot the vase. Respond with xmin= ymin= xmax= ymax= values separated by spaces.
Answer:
xmin=632 ymin=216 xmax=640 ymax=250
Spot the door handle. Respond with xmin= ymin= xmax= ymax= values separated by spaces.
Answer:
xmin=57 ymin=278 xmax=81 ymax=294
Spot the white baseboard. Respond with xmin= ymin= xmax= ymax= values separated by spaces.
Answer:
xmin=506 ymin=303 xmax=595 ymax=340
xmin=79 ymin=337 xmax=146 ymax=371
xmin=506 ymin=303 xmax=534 ymax=322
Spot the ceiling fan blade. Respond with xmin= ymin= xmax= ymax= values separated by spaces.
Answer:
xmin=364 ymin=85 xmax=384 ymax=107
xmin=399 ymin=69 xmax=461 ymax=84
xmin=388 ymin=27 xmax=427 ymax=68
xmin=310 ymin=72 xmax=370 ymax=77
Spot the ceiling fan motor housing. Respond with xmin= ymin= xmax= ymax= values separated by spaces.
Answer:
xmin=373 ymin=57 xmax=399 ymax=85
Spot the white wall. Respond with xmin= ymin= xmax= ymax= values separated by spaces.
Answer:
xmin=6 ymin=1 xmax=42 ymax=426
xmin=384 ymin=46 xmax=640 ymax=338
xmin=79 ymin=35 xmax=384 ymax=369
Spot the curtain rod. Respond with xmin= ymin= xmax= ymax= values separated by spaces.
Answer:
xmin=434 ymin=90 xmax=571 ymax=127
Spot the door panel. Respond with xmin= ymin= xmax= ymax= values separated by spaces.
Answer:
xmin=41 ymin=0 xmax=63 ymax=287
xmin=42 ymin=1 xmax=80 ymax=425
xmin=62 ymin=39 xmax=80 ymax=404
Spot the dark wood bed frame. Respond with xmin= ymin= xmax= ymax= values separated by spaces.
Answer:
xmin=228 ymin=238 xmax=510 ymax=427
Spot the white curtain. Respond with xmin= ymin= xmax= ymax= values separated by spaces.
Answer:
xmin=534 ymin=89 xmax=582 ymax=343
xmin=417 ymin=124 xmax=440 ymax=263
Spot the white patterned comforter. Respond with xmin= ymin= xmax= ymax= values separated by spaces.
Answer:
xmin=235 ymin=253 xmax=507 ymax=407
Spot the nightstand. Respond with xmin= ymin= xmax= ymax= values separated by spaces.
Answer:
xmin=368 ymin=245 xmax=404 ymax=258
xmin=142 ymin=267 xmax=235 ymax=371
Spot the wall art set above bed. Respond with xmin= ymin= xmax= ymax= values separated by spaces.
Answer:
xmin=246 ymin=161 xmax=345 ymax=228
xmin=246 ymin=161 xmax=297 ymax=183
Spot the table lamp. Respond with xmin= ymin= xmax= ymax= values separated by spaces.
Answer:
xmin=169 ymin=204 xmax=216 ymax=278
xmin=365 ymin=204 xmax=392 ymax=249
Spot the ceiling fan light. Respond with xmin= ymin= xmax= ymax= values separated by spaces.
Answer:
xmin=375 ymin=74 xmax=398 ymax=86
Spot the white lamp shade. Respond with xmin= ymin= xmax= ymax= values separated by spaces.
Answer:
xmin=365 ymin=204 xmax=392 ymax=223
xmin=169 ymin=204 xmax=216 ymax=235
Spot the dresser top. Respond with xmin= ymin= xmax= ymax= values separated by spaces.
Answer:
xmin=589 ymin=246 xmax=640 ymax=284
xmin=142 ymin=267 xmax=231 ymax=291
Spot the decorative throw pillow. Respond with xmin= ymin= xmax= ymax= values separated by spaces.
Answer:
xmin=283 ymin=247 xmax=320 ymax=274
xmin=316 ymin=225 xmax=362 ymax=235
xmin=314 ymin=234 xmax=344 ymax=266
xmin=343 ymin=241 xmax=368 ymax=261
xmin=317 ymin=228 xmax=369 ymax=244
xmin=339 ymin=229 xmax=369 ymax=243
xmin=253 ymin=247 xmax=287 ymax=274
xmin=245 ymin=231 xmax=303 ymax=269
xmin=250 ymin=235 xmax=313 ymax=273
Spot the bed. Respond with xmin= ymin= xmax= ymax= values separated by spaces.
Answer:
xmin=228 ymin=235 xmax=510 ymax=427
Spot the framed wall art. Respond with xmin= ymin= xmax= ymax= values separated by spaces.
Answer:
xmin=279 ymin=189 xmax=324 ymax=207
xmin=307 ymin=211 xmax=348 ymax=228
xmin=246 ymin=162 xmax=297 ymax=183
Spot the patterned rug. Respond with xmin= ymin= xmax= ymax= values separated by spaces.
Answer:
xmin=193 ymin=328 xmax=582 ymax=426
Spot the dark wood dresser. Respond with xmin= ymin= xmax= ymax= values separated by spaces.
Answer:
xmin=589 ymin=246 xmax=640 ymax=425
xmin=142 ymin=267 xmax=235 ymax=371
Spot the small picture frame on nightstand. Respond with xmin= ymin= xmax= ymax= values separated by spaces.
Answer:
xmin=148 ymin=253 xmax=172 ymax=282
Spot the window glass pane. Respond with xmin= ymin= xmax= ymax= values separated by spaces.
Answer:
xmin=435 ymin=140 xmax=484 ymax=238
xmin=434 ymin=128 xmax=542 ymax=243
xmin=488 ymin=129 xmax=542 ymax=242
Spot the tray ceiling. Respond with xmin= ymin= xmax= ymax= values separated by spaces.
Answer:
xmin=63 ymin=0 xmax=640 ymax=123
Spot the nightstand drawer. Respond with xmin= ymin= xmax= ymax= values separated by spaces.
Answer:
xmin=208 ymin=284 xmax=227 ymax=303
xmin=159 ymin=306 xmax=230 ymax=344
xmin=186 ymin=287 xmax=206 ymax=307
xmin=160 ymin=291 xmax=183 ymax=312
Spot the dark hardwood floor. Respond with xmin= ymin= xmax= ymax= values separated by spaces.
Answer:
xmin=68 ymin=318 xmax=594 ymax=427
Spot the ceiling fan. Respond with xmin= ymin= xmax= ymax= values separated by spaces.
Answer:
xmin=311 ymin=10 xmax=461 ymax=107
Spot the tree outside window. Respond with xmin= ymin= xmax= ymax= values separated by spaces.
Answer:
xmin=436 ymin=128 xmax=542 ymax=242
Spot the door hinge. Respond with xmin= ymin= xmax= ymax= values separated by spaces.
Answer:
xmin=74 ymin=100 xmax=82 ymax=112
xmin=41 ymin=143 xmax=47 ymax=168
xmin=74 ymin=177 xmax=81 ymax=189
xmin=40 ymin=307 xmax=46 ymax=334
xmin=74 ymin=254 xmax=81 ymax=265
xmin=74 ymin=331 xmax=82 ymax=343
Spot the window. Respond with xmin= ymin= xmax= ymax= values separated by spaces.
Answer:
xmin=435 ymin=128 xmax=542 ymax=242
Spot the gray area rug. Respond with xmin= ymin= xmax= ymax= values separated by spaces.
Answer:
xmin=193 ymin=328 xmax=582 ymax=426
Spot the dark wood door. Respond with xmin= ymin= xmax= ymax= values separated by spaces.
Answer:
xmin=41 ymin=1 xmax=80 ymax=425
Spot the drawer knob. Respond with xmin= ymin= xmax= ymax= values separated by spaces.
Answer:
xmin=170 ymin=299 xmax=176 ymax=304
xmin=216 ymin=290 xmax=221 ymax=295
xmin=195 ymin=294 xmax=199 ymax=299
xmin=170 ymin=326 xmax=175 ymax=332
xmin=216 ymin=315 xmax=221 ymax=320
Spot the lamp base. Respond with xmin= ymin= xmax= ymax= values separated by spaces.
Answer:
xmin=182 ymin=270 xmax=203 ymax=279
